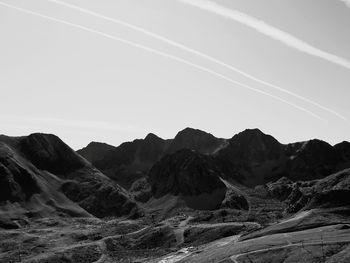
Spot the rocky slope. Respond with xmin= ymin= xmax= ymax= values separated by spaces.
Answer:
xmin=1 ymin=129 xmax=350 ymax=262
xmin=215 ymin=129 xmax=350 ymax=186
xmin=77 ymin=141 xmax=115 ymax=163
xmin=79 ymin=128 xmax=350 ymax=190
xmin=78 ymin=128 xmax=226 ymax=189
xmin=82 ymin=133 xmax=170 ymax=189
xmin=266 ymin=168 xmax=350 ymax=213
xmin=166 ymin=127 xmax=226 ymax=155
xmin=147 ymin=149 xmax=248 ymax=211
xmin=0 ymin=133 xmax=140 ymax=226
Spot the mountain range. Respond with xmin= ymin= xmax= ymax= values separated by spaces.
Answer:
xmin=1 ymin=127 xmax=350 ymax=262
xmin=78 ymin=127 xmax=350 ymax=190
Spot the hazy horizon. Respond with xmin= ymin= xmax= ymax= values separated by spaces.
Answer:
xmin=1 ymin=0 xmax=350 ymax=149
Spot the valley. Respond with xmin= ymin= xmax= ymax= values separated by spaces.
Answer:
xmin=1 ymin=128 xmax=350 ymax=262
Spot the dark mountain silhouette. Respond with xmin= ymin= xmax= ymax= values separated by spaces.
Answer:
xmin=82 ymin=133 xmax=170 ymax=189
xmin=149 ymin=149 xmax=225 ymax=197
xmin=78 ymin=128 xmax=226 ymax=189
xmin=166 ymin=127 xmax=227 ymax=155
xmin=1 ymin=129 xmax=350 ymax=262
xmin=0 ymin=133 xmax=140 ymax=222
xmin=77 ymin=141 xmax=115 ymax=163
xmin=78 ymin=128 xmax=350 ymax=189
xmin=148 ymin=149 xmax=227 ymax=210
xmin=334 ymin=141 xmax=350 ymax=169
xmin=0 ymin=143 xmax=41 ymax=203
xmin=215 ymin=129 xmax=283 ymax=185
xmin=215 ymin=129 xmax=350 ymax=186
xmin=284 ymin=139 xmax=340 ymax=181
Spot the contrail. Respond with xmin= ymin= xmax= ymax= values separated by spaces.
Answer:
xmin=178 ymin=1 xmax=350 ymax=69
xmin=46 ymin=0 xmax=346 ymax=121
xmin=0 ymin=2 xmax=325 ymax=121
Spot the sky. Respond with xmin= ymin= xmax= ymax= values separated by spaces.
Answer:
xmin=0 ymin=0 xmax=350 ymax=149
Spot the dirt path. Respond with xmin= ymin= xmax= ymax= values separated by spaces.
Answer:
xmin=174 ymin=216 xmax=193 ymax=245
xmin=157 ymin=247 xmax=194 ymax=263
xmin=192 ymin=221 xmax=259 ymax=229
xmin=229 ymin=239 xmax=350 ymax=262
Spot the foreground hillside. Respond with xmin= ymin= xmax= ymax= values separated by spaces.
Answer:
xmin=0 ymin=133 xmax=140 ymax=225
xmin=1 ymin=128 xmax=350 ymax=262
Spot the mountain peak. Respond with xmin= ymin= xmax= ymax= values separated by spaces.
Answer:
xmin=176 ymin=127 xmax=209 ymax=137
xmin=144 ymin=133 xmax=163 ymax=142
xmin=167 ymin=127 xmax=225 ymax=155
xmin=233 ymin=128 xmax=270 ymax=140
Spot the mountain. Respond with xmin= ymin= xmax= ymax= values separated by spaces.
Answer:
xmin=79 ymin=128 xmax=350 ymax=189
xmin=147 ymin=149 xmax=248 ymax=211
xmin=77 ymin=141 xmax=115 ymax=163
xmin=148 ymin=147 xmax=226 ymax=211
xmin=334 ymin=141 xmax=350 ymax=168
xmin=284 ymin=139 xmax=341 ymax=181
xmin=78 ymin=128 xmax=226 ymax=189
xmin=215 ymin=129 xmax=283 ymax=185
xmin=306 ymin=168 xmax=350 ymax=209
xmin=1 ymin=129 xmax=350 ymax=262
xmin=0 ymin=133 xmax=140 ymax=225
xmin=266 ymin=168 xmax=350 ymax=213
xmin=81 ymin=133 xmax=170 ymax=189
xmin=166 ymin=127 xmax=227 ymax=155
xmin=149 ymin=149 xmax=226 ymax=198
xmin=215 ymin=129 xmax=350 ymax=186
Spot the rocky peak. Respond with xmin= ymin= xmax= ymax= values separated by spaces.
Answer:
xmin=221 ymin=128 xmax=282 ymax=165
xmin=144 ymin=133 xmax=163 ymax=143
xmin=20 ymin=133 xmax=88 ymax=175
xmin=167 ymin=127 xmax=225 ymax=155
xmin=77 ymin=141 xmax=116 ymax=163
xmin=149 ymin=148 xmax=226 ymax=198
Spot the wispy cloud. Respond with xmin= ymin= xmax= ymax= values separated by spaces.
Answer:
xmin=179 ymin=0 xmax=350 ymax=72
xmin=0 ymin=2 xmax=326 ymax=121
xmin=47 ymin=0 xmax=345 ymax=120
xmin=0 ymin=115 xmax=143 ymax=133
xmin=339 ymin=0 xmax=350 ymax=7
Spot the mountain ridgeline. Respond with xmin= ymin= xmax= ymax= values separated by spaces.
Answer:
xmin=78 ymin=128 xmax=350 ymax=188
xmin=2 ymin=127 xmax=350 ymax=263
xmin=1 ymin=127 xmax=350 ymax=225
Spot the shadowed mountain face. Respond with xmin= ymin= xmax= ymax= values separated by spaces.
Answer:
xmin=215 ymin=129 xmax=350 ymax=186
xmin=148 ymin=149 xmax=227 ymax=210
xmin=149 ymin=149 xmax=225 ymax=197
xmin=78 ymin=128 xmax=226 ymax=189
xmin=80 ymin=133 xmax=170 ymax=189
xmin=166 ymin=127 xmax=227 ymax=155
xmin=0 ymin=143 xmax=40 ymax=203
xmin=284 ymin=139 xmax=341 ymax=181
xmin=0 ymin=134 xmax=140 ymax=221
xmin=334 ymin=141 xmax=350 ymax=168
xmin=1 ymin=129 xmax=350 ymax=262
xmin=77 ymin=141 xmax=115 ymax=164
xmin=79 ymin=128 xmax=350 ymax=188
xmin=215 ymin=129 xmax=283 ymax=185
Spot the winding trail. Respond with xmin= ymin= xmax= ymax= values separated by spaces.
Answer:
xmin=174 ymin=216 xmax=194 ymax=245
xmin=229 ymin=239 xmax=350 ymax=262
